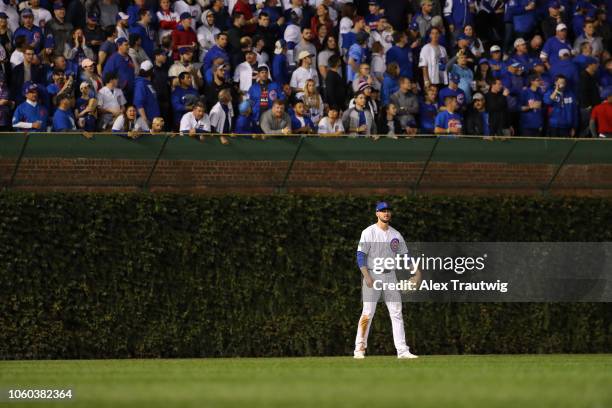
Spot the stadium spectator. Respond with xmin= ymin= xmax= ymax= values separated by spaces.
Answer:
xmin=97 ymin=72 xmax=126 ymax=130
xmin=300 ymin=79 xmax=323 ymax=124
xmin=209 ymin=89 xmax=232 ymax=144
xmin=158 ymin=0 xmax=179 ymax=42
xmin=0 ymin=71 xmax=13 ymax=131
xmin=102 ymin=37 xmax=134 ymax=98
xmin=172 ymin=71 xmax=199 ymax=126
xmin=342 ymin=91 xmax=377 ymax=135
xmin=323 ymin=54 xmax=345 ymax=110
xmin=317 ymin=107 xmax=344 ymax=135
xmin=377 ymin=102 xmax=402 ymax=138
xmin=465 ymin=93 xmax=491 ymax=136
xmin=390 ymin=77 xmax=418 ymax=132
xmin=172 ymin=12 xmax=197 ymax=59
xmin=419 ymin=85 xmax=439 ymax=134
xmin=133 ymin=60 xmax=160 ymax=129
xmin=578 ymin=58 xmax=600 ymax=136
xmin=233 ymin=49 xmax=260 ymax=93
xmin=128 ymin=33 xmax=149 ymax=75
xmin=519 ymin=75 xmax=545 ymax=136
xmin=544 ymin=75 xmax=579 ymax=137
xmin=11 ymin=47 xmax=43 ymax=105
xmin=260 ymin=99 xmax=291 ymax=134
xmin=112 ymin=105 xmax=149 ymax=135
xmin=75 ymin=82 xmax=98 ymax=131
xmin=12 ymin=83 xmax=48 ymax=132
xmin=541 ymin=24 xmax=572 ymax=68
xmin=52 ymin=94 xmax=77 ymax=131
xmin=290 ymin=50 xmax=318 ymax=98
xmin=434 ymin=95 xmax=463 ymax=135
xmin=47 ymin=3 xmax=73 ymax=57
xmin=290 ymin=100 xmax=315 ymax=133
xmin=235 ymin=100 xmax=258 ymax=134
xmin=419 ymin=27 xmax=448 ymax=87
xmin=129 ymin=9 xmax=154 ymax=59
xmin=485 ymin=78 xmax=510 ymax=136
xmin=590 ymin=87 xmax=612 ymax=138
xmin=248 ymin=65 xmax=284 ymax=124
xmin=180 ymin=101 xmax=210 ymax=136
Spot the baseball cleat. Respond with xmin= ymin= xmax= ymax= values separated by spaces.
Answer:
xmin=397 ymin=351 xmax=418 ymax=359
xmin=353 ymin=350 xmax=365 ymax=359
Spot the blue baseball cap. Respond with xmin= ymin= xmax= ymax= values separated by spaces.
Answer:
xmin=408 ymin=20 xmax=418 ymax=31
xmin=547 ymin=0 xmax=560 ymax=8
xmin=116 ymin=37 xmax=128 ymax=45
xmin=53 ymin=2 xmax=65 ymax=10
xmin=239 ymin=100 xmax=251 ymax=114
xmin=457 ymin=33 xmax=470 ymax=41
xmin=21 ymin=8 xmax=33 ymax=16
xmin=375 ymin=201 xmax=391 ymax=211
xmin=23 ymin=82 xmax=38 ymax=94
xmin=179 ymin=45 xmax=193 ymax=54
xmin=180 ymin=12 xmax=192 ymax=20
xmin=478 ymin=58 xmax=489 ymax=65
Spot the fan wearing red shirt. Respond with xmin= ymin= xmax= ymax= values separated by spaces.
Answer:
xmin=232 ymin=0 xmax=256 ymax=34
xmin=172 ymin=12 xmax=198 ymax=59
xmin=590 ymin=87 xmax=612 ymax=138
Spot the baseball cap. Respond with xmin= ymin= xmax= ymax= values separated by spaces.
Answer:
xmin=153 ymin=48 xmax=165 ymax=56
xmin=178 ymin=45 xmax=193 ymax=54
xmin=79 ymin=81 xmax=90 ymax=90
xmin=510 ymin=62 xmax=524 ymax=70
xmin=24 ymin=82 xmax=38 ymax=94
xmin=116 ymin=37 xmax=128 ymax=46
xmin=88 ymin=13 xmax=99 ymax=21
xmin=140 ymin=60 xmax=153 ymax=71
xmin=473 ymin=92 xmax=484 ymax=101
xmin=478 ymin=58 xmax=489 ymax=65
xmin=298 ymin=50 xmax=313 ymax=60
xmin=368 ymin=0 xmax=379 ymax=5
xmin=215 ymin=63 xmax=228 ymax=71
xmin=408 ymin=20 xmax=418 ymax=31
xmin=256 ymin=65 xmax=269 ymax=72
xmin=558 ymin=48 xmax=570 ymax=57
xmin=556 ymin=23 xmax=567 ymax=31
xmin=180 ymin=12 xmax=192 ymax=20
xmin=448 ymin=72 xmax=460 ymax=83
xmin=53 ymin=2 xmax=65 ymax=10
xmin=81 ymin=58 xmax=94 ymax=68
xmin=547 ymin=0 xmax=560 ymax=8
xmin=21 ymin=8 xmax=33 ymax=17
xmin=117 ymin=12 xmax=129 ymax=21
xmin=239 ymin=100 xmax=251 ymax=114
xmin=375 ymin=201 xmax=391 ymax=211
xmin=513 ymin=38 xmax=526 ymax=48
xmin=457 ymin=33 xmax=469 ymax=41
xmin=490 ymin=45 xmax=501 ymax=53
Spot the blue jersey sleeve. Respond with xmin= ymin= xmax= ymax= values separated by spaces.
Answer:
xmin=356 ymin=251 xmax=367 ymax=268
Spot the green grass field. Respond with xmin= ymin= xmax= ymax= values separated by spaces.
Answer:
xmin=1 ymin=355 xmax=611 ymax=408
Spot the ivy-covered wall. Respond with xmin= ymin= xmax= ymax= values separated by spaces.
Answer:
xmin=0 ymin=193 xmax=610 ymax=359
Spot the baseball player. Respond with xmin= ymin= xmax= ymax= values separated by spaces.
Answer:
xmin=354 ymin=201 xmax=420 ymax=359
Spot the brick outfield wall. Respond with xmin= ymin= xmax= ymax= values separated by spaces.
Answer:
xmin=1 ymin=158 xmax=611 ymax=196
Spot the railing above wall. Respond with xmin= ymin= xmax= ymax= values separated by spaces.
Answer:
xmin=1 ymin=133 xmax=611 ymax=194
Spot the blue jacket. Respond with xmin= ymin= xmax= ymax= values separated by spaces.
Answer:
xmin=386 ymin=45 xmax=413 ymax=80
xmin=272 ymin=54 xmax=289 ymax=86
xmin=290 ymin=113 xmax=315 ymax=131
xmin=102 ymin=52 xmax=136 ymax=93
xmin=235 ymin=114 xmax=259 ymax=134
xmin=450 ymin=64 xmax=474 ymax=102
xmin=550 ymin=60 xmax=580 ymax=94
xmin=418 ymin=98 xmax=439 ymax=132
xmin=134 ymin=77 xmax=161 ymax=122
xmin=519 ymin=87 xmax=544 ymax=129
xmin=501 ymin=71 xmax=526 ymax=112
xmin=508 ymin=0 xmax=537 ymax=34
xmin=52 ymin=108 xmax=76 ymax=131
xmin=544 ymin=89 xmax=579 ymax=129
xmin=13 ymin=25 xmax=44 ymax=53
xmin=444 ymin=0 xmax=475 ymax=28
xmin=248 ymin=81 xmax=285 ymax=121
xmin=129 ymin=24 xmax=155 ymax=59
xmin=202 ymin=45 xmax=230 ymax=74
xmin=171 ymin=85 xmax=199 ymax=124
xmin=12 ymin=101 xmax=49 ymax=131
xmin=541 ymin=37 xmax=572 ymax=66
xmin=381 ymin=74 xmax=399 ymax=107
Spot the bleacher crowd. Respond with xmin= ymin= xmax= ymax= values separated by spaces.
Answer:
xmin=1 ymin=0 xmax=611 ymax=139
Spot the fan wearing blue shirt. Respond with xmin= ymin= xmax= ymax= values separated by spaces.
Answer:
xmin=12 ymin=83 xmax=49 ymax=132
xmin=133 ymin=60 xmax=161 ymax=128
xmin=434 ymin=95 xmax=463 ymax=135
xmin=52 ymin=95 xmax=77 ymax=131
xmin=386 ymin=31 xmax=414 ymax=80
xmin=102 ymin=38 xmax=136 ymax=99
xmin=541 ymin=23 xmax=572 ymax=67
xmin=438 ymin=73 xmax=466 ymax=112
xmin=13 ymin=9 xmax=44 ymax=53
xmin=520 ymin=75 xmax=545 ymax=136
xmin=346 ymin=31 xmax=369 ymax=84
xmin=544 ymin=75 xmax=579 ymax=137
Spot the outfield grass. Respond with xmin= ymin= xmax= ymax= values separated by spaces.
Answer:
xmin=1 ymin=355 xmax=611 ymax=408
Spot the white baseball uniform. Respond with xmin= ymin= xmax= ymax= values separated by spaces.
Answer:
xmin=355 ymin=223 xmax=410 ymax=356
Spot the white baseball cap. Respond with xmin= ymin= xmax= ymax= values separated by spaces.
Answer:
xmin=556 ymin=23 xmax=567 ymax=31
xmin=140 ymin=60 xmax=154 ymax=71
xmin=490 ymin=45 xmax=501 ymax=53
xmin=558 ymin=48 xmax=571 ymax=57
xmin=298 ymin=50 xmax=313 ymax=61
xmin=513 ymin=38 xmax=526 ymax=48
xmin=117 ymin=12 xmax=129 ymax=20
